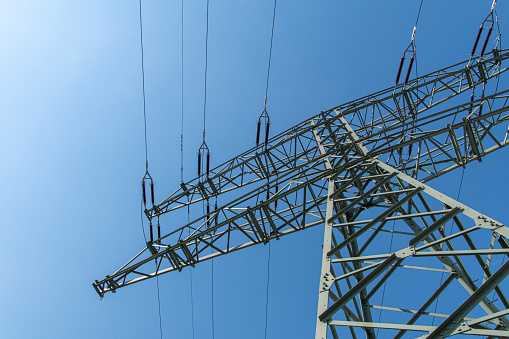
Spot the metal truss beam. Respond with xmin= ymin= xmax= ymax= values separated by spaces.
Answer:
xmin=94 ymin=48 xmax=509 ymax=339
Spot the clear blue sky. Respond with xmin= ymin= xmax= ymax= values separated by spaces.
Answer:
xmin=1 ymin=1 xmax=509 ymax=338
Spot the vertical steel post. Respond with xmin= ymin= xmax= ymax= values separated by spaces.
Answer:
xmin=315 ymin=178 xmax=334 ymax=339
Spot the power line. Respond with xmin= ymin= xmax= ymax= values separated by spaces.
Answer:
xmin=188 ymin=205 xmax=195 ymax=339
xmin=181 ymin=1 xmax=195 ymax=338
xmin=139 ymin=0 xmax=149 ymax=169
xmin=156 ymin=275 xmax=163 ymax=339
xmin=180 ymin=0 xmax=184 ymax=183
xmin=265 ymin=0 xmax=277 ymax=103
xmin=256 ymin=0 xmax=277 ymax=147
xmin=200 ymin=2 xmax=214 ymax=333
xmin=264 ymin=242 xmax=271 ymax=339
xmin=203 ymin=0 xmax=210 ymax=140
xmin=139 ymin=2 xmax=162 ymax=337
xmin=431 ymin=167 xmax=466 ymax=326
xmin=198 ymin=0 xmax=211 ymax=179
xmin=138 ymin=0 xmax=150 ymax=241
xmin=262 ymin=0 xmax=277 ymax=326
xmin=380 ymin=3 xmax=426 ymax=329
xmin=211 ymin=254 xmax=215 ymax=339
xmin=414 ymin=0 xmax=424 ymax=27
xmin=376 ymin=220 xmax=396 ymax=336
xmin=502 ymin=6 xmax=509 ymax=37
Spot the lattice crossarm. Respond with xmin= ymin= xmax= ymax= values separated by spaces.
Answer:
xmin=94 ymin=120 xmax=372 ymax=297
xmin=146 ymin=49 xmax=509 ymax=220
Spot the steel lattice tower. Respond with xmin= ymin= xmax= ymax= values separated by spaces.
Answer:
xmin=95 ymin=48 xmax=509 ymax=338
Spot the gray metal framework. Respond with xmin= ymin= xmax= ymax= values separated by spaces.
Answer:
xmin=95 ymin=48 xmax=509 ymax=338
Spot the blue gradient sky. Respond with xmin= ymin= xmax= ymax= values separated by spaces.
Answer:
xmin=1 ymin=1 xmax=509 ymax=338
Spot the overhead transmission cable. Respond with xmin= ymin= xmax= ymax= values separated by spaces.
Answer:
xmin=139 ymin=0 xmax=148 ymax=169
xmin=194 ymin=0 xmax=215 ymax=337
xmin=257 ymin=2 xmax=278 ymax=337
xmin=139 ymin=0 xmax=156 ymax=244
xmin=180 ymin=1 xmax=196 ymax=338
xmin=376 ymin=220 xmax=396 ymax=337
xmin=431 ymin=167 xmax=466 ymax=326
xmin=379 ymin=1 xmax=425 ymax=329
xmin=264 ymin=242 xmax=271 ymax=339
xmin=432 ymin=1 xmax=503 ymax=326
xmin=392 ymin=0 xmax=424 ymax=163
xmin=197 ymin=0 xmax=211 ymax=181
xmin=256 ymin=0 xmax=277 ymax=148
xmin=138 ymin=1 xmax=163 ymax=338
xmin=181 ymin=0 xmax=185 ymax=184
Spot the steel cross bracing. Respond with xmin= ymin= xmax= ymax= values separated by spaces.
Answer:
xmin=95 ymin=48 xmax=509 ymax=338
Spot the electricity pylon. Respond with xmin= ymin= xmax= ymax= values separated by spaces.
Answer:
xmin=95 ymin=48 xmax=509 ymax=338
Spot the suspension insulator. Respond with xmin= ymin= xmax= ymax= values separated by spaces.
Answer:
xmin=149 ymin=220 xmax=154 ymax=243
xmin=256 ymin=121 xmax=261 ymax=146
xmin=214 ymin=202 xmax=218 ymax=224
xmin=266 ymin=188 xmax=270 ymax=201
xmin=157 ymin=221 xmax=161 ymax=240
xmin=206 ymin=153 xmax=210 ymax=177
xmin=404 ymin=57 xmax=414 ymax=85
xmin=275 ymin=184 xmax=278 ymax=209
xmin=198 ymin=153 xmax=202 ymax=176
xmin=471 ymin=27 xmax=483 ymax=56
xmin=395 ymin=56 xmax=405 ymax=84
xmin=142 ymin=181 xmax=147 ymax=206
xmin=265 ymin=123 xmax=270 ymax=146
xmin=206 ymin=202 xmax=210 ymax=226
xmin=150 ymin=181 xmax=155 ymax=205
xmin=469 ymin=91 xmax=475 ymax=113
xmin=480 ymin=27 xmax=493 ymax=56
xmin=408 ymin=143 xmax=413 ymax=157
